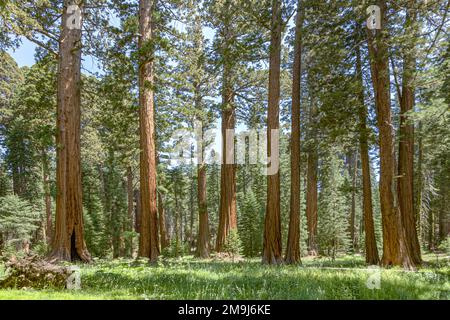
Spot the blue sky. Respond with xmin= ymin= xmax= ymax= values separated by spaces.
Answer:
xmin=7 ymin=38 xmax=36 ymax=67
xmin=7 ymin=36 xmax=103 ymax=74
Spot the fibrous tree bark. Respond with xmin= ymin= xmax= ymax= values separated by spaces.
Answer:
xmin=49 ymin=0 xmax=90 ymax=262
xmin=138 ymin=0 xmax=160 ymax=262
xmin=285 ymin=0 xmax=303 ymax=265
xmin=262 ymin=0 xmax=283 ymax=265
xmin=367 ymin=0 xmax=413 ymax=268
xmin=216 ymin=5 xmax=237 ymax=252
xmin=355 ymin=44 xmax=379 ymax=265
xmin=305 ymin=83 xmax=318 ymax=256
xmin=415 ymin=122 xmax=423 ymax=246
xmin=397 ymin=0 xmax=421 ymax=266
xmin=193 ymin=38 xmax=210 ymax=258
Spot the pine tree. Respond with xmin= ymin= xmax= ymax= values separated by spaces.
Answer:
xmin=318 ymin=150 xmax=350 ymax=260
xmin=238 ymin=189 xmax=263 ymax=257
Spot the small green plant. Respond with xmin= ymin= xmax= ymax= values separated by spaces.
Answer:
xmin=437 ymin=237 xmax=449 ymax=254
xmin=161 ymin=239 xmax=190 ymax=258
xmin=223 ymin=229 xmax=242 ymax=261
xmin=31 ymin=240 xmax=49 ymax=257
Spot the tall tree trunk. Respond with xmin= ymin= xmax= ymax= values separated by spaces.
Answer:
xmin=189 ymin=146 xmax=195 ymax=249
xmin=367 ymin=0 xmax=412 ymax=268
xmin=216 ymin=50 xmax=237 ymax=252
xmin=415 ymin=122 xmax=423 ymax=246
xmin=262 ymin=0 xmax=282 ymax=265
xmin=42 ymin=148 xmax=52 ymax=245
xmin=197 ymin=162 xmax=210 ymax=258
xmin=356 ymin=44 xmax=379 ymax=265
xmin=49 ymin=1 xmax=90 ymax=262
xmin=138 ymin=0 xmax=160 ymax=262
xmin=158 ymin=190 xmax=168 ymax=250
xmin=346 ymin=151 xmax=357 ymax=252
xmin=305 ymin=145 xmax=318 ymax=256
xmin=285 ymin=0 xmax=303 ymax=265
xmin=126 ymin=166 xmax=134 ymax=256
xmin=397 ymin=0 xmax=421 ymax=265
xmin=305 ymin=84 xmax=318 ymax=256
xmin=193 ymin=60 xmax=210 ymax=258
xmin=174 ymin=181 xmax=181 ymax=257
xmin=155 ymin=154 xmax=168 ymax=251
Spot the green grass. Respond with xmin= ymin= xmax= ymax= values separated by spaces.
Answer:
xmin=0 ymin=254 xmax=448 ymax=300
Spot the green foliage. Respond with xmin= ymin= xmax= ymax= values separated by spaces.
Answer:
xmin=0 ymin=195 xmax=39 ymax=249
xmin=223 ymin=229 xmax=242 ymax=259
xmin=317 ymin=150 xmax=350 ymax=259
xmin=161 ymin=239 xmax=191 ymax=258
xmin=238 ymin=190 xmax=262 ymax=257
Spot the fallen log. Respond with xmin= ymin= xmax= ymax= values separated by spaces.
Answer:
xmin=0 ymin=255 xmax=74 ymax=289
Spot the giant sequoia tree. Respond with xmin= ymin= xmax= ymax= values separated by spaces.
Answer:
xmin=214 ymin=0 xmax=238 ymax=253
xmin=285 ymin=0 xmax=303 ymax=265
xmin=50 ymin=0 xmax=90 ymax=262
xmin=355 ymin=43 xmax=379 ymax=265
xmin=263 ymin=0 xmax=283 ymax=265
xmin=367 ymin=0 xmax=415 ymax=268
xmin=1 ymin=0 xmax=448 ymax=272
xmin=397 ymin=0 xmax=421 ymax=266
xmin=138 ymin=0 xmax=160 ymax=261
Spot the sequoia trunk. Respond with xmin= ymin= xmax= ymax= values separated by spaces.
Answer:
xmin=49 ymin=1 xmax=90 ymax=262
xmin=285 ymin=0 xmax=303 ymax=265
xmin=356 ymin=44 xmax=379 ymax=265
xmin=397 ymin=1 xmax=421 ymax=266
xmin=367 ymin=0 xmax=412 ymax=268
xmin=262 ymin=0 xmax=283 ymax=265
xmin=138 ymin=0 xmax=160 ymax=262
xmin=216 ymin=28 xmax=237 ymax=252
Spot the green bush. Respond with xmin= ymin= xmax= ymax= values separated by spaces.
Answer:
xmin=161 ymin=239 xmax=191 ymax=258
xmin=223 ymin=229 xmax=242 ymax=260
xmin=0 ymin=195 xmax=39 ymax=256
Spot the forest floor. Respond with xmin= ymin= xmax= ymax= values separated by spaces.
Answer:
xmin=0 ymin=253 xmax=448 ymax=300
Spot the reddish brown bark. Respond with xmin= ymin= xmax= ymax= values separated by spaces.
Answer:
xmin=216 ymin=42 xmax=237 ymax=252
xmin=49 ymin=1 xmax=90 ymax=262
xmin=262 ymin=0 xmax=283 ymax=265
xmin=305 ymin=146 xmax=318 ymax=256
xmin=138 ymin=0 xmax=160 ymax=262
xmin=193 ymin=46 xmax=210 ymax=258
xmin=356 ymin=44 xmax=379 ymax=265
xmin=415 ymin=122 xmax=423 ymax=245
xmin=367 ymin=0 xmax=413 ymax=268
xmin=285 ymin=0 xmax=303 ymax=265
xmin=397 ymin=1 xmax=421 ymax=266
xmin=305 ymin=91 xmax=318 ymax=256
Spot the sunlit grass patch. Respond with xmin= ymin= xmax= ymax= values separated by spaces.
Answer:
xmin=0 ymin=254 xmax=448 ymax=300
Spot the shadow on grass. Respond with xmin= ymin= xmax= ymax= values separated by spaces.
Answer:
xmin=79 ymin=258 xmax=449 ymax=300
